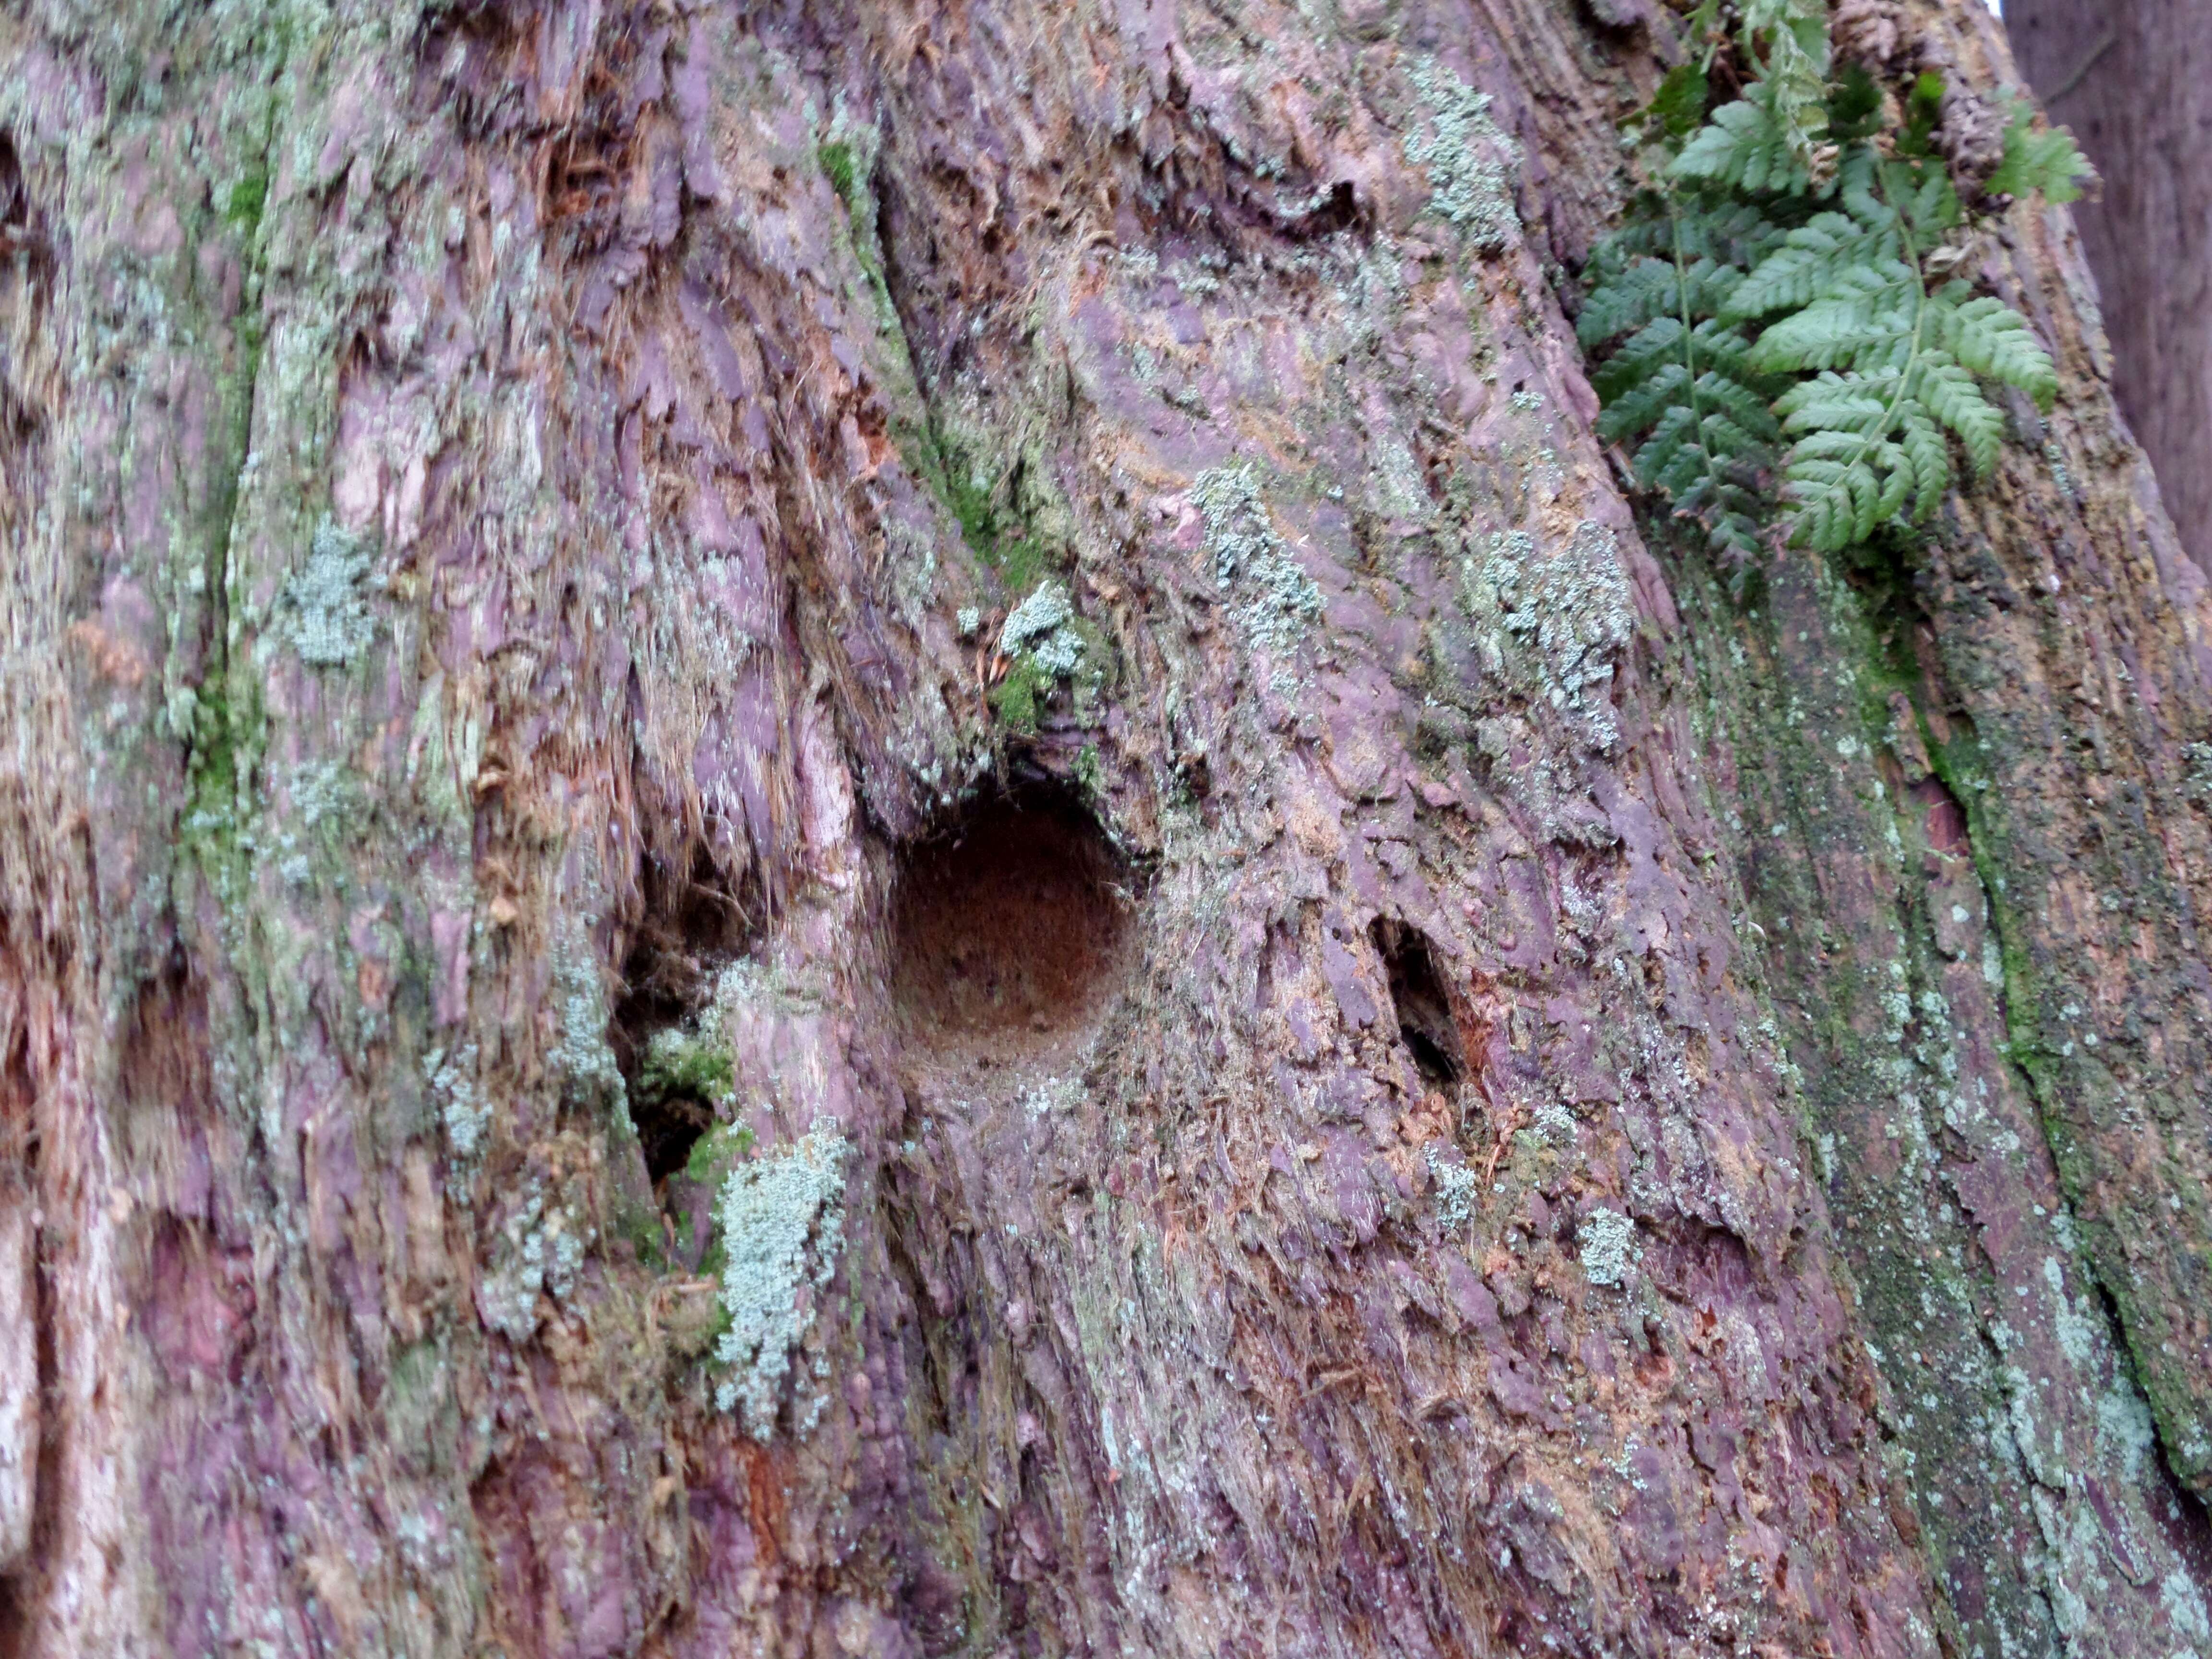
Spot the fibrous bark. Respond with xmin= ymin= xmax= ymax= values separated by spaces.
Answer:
xmin=2 ymin=1 xmax=2211 ymax=1656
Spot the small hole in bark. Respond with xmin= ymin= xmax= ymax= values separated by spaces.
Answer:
xmin=891 ymin=786 xmax=1133 ymax=1055
xmin=1372 ymin=919 xmax=1462 ymax=1087
xmin=613 ymin=852 xmax=752 ymax=1184
xmin=0 ymin=133 xmax=24 ymax=231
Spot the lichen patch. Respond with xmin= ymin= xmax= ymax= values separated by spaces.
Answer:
xmin=712 ymin=1129 xmax=851 ymax=1439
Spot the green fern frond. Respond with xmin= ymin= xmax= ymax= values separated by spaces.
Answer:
xmin=1633 ymin=415 xmax=1777 ymax=557
xmin=1897 ymin=401 xmax=1951 ymax=518
xmin=1695 ymin=409 xmax=1773 ymax=464
xmin=1576 ymin=257 xmax=1679 ymax=349
xmin=1637 ymin=410 xmax=1716 ymax=497
xmin=1591 ymin=315 xmax=1692 ymax=397
xmin=1684 ymin=488 xmax=1768 ymax=565
xmin=1915 ymin=354 xmax=2005 ymax=474
xmin=1673 ymin=199 xmax=1796 ymax=268
xmin=1583 ymin=40 xmax=2078 ymax=563
xmin=1578 ymin=257 xmax=1745 ymax=350
xmin=1890 ymin=163 xmax=1964 ymax=246
xmin=1600 ymin=358 xmax=1697 ymax=443
xmin=1682 ymin=318 xmax=1774 ymax=385
xmin=1785 ymin=429 xmax=1917 ymax=551
xmin=1584 ymin=314 xmax=1681 ymax=400
xmin=1988 ymin=103 xmax=2095 ymax=204
xmin=1598 ymin=199 xmax=1788 ymax=270
xmin=1932 ymin=290 xmax=2058 ymax=408
xmin=1773 ymin=372 xmax=1892 ymax=436
xmin=1692 ymin=367 xmax=1782 ymax=441
xmin=1770 ymin=354 xmax=1993 ymax=544
xmin=1593 ymin=316 xmax=1780 ymax=448
xmin=1737 ymin=0 xmax=1832 ymax=168
xmin=1671 ymin=84 xmax=1811 ymax=196
xmin=1748 ymin=269 xmax=1919 ymax=374
xmin=1725 ymin=211 xmax=1902 ymax=318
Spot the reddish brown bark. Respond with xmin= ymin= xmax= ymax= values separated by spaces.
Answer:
xmin=0 ymin=1 xmax=2209 ymax=1656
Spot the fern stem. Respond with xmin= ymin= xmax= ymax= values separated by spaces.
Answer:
xmin=1668 ymin=200 xmax=1707 ymax=440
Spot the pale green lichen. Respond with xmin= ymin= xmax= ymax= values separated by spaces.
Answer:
xmin=1191 ymin=464 xmax=1323 ymax=661
xmin=425 ymin=1042 xmax=488 ymax=1166
xmin=1427 ymin=1146 xmax=1480 ymax=1232
xmin=1022 ymin=1075 xmax=1083 ymax=1118
xmin=1462 ymin=520 xmax=1635 ymax=751
xmin=999 ymin=580 xmax=1084 ymax=677
xmin=992 ymin=578 xmax=1109 ymax=730
xmin=2162 ymin=1571 xmax=2212 ymax=1650
xmin=1532 ymin=1102 xmax=1577 ymax=1146
xmin=2098 ymin=1373 xmax=2159 ymax=1484
xmin=479 ymin=1179 xmax=593 ymax=1340
xmin=1580 ymin=1208 xmax=1637 ymax=1287
xmin=711 ymin=955 xmax=825 ymax=1022
xmin=1404 ymin=60 xmax=1522 ymax=254
xmin=712 ymin=1129 xmax=851 ymax=1439
xmin=284 ymin=516 xmax=378 ymax=665
xmin=551 ymin=916 xmax=626 ymax=1112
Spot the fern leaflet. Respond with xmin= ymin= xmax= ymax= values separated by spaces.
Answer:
xmin=1988 ymin=100 xmax=2096 ymax=204
xmin=1671 ymin=83 xmax=1811 ymax=196
xmin=1581 ymin=39 xmax=2078 ymax=559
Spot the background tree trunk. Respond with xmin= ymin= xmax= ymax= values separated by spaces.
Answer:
xmin=3 ymin=0 xmax=2212 ymax=1656
xmin=2008 ymin=0 xmax=2212 ymax=572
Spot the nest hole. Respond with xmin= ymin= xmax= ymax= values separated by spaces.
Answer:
xmin=891 ymin=787 xmax=1133 ymax=1057
xmin=612 ymin=851 xmax=754 ymax=1184
xmin=1372 ymin=918 xmax=1463 ymax=1088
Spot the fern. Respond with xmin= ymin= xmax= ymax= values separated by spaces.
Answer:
xmin=1580 ymin=199 xmax=1792 ymax=562
xmin=1722 ymin=210 xmax=1901 ymax=318
xmin=1988 ymin=99 xmax=2095 ymax=204
xmin=1937 ymin=290 xmax=2059 ymax=406
xmin=1671 ymin=82 xmax=1811 ymax=196
xmin=1581 ymin=39 xmax=2080 ymax=558
xmin=1737 ymin=0 xmax=1832 ymax=172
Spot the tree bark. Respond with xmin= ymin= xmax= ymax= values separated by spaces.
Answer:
xmin=3 ymin=1 xmax=2212 ymax=1656
xmin=2007 ymin=0 xmax=2212 ymax=572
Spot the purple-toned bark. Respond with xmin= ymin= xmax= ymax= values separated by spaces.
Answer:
xmin=0 ymin=0 xmax=2208 ymax=1655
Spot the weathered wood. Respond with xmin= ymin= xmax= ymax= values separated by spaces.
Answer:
xmin=0 ymin=1 xmax=2209 ymax=1654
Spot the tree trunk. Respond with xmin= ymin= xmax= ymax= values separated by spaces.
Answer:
xmin=2007 ymin=0 xmax=2212 ymax=572
xmin=4 ymin=1 xmax=2212 ymax=1656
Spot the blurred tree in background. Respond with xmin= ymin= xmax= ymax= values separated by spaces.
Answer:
xmin=2011 ymin=0 xmax=2212 ymax=569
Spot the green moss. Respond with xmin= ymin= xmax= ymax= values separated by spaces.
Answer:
xmin=1915 ymin=722 xmax=2044 ymax=1063
xmin=685 ymin=1121 xmax=757 ymax=1185
xmin=989 ymin=655 xmax=1053 ymax=733
xmin=179 ymin=670 xmax=265 ymax=891
xmin=811 ymin=126 xmax=1053 ymax=597
xmin=818 ymin=140 xmax=860 ymax=210
xmin=636 ymin=1028 xmax=734 ymax=1114
xmin=929 ymin=426 xmax=1057 ymax=593
xmin=385 ymin=1338 xmax=462 ymax=1473
xmin=225 ymin=170 xmax=268 ymax=234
